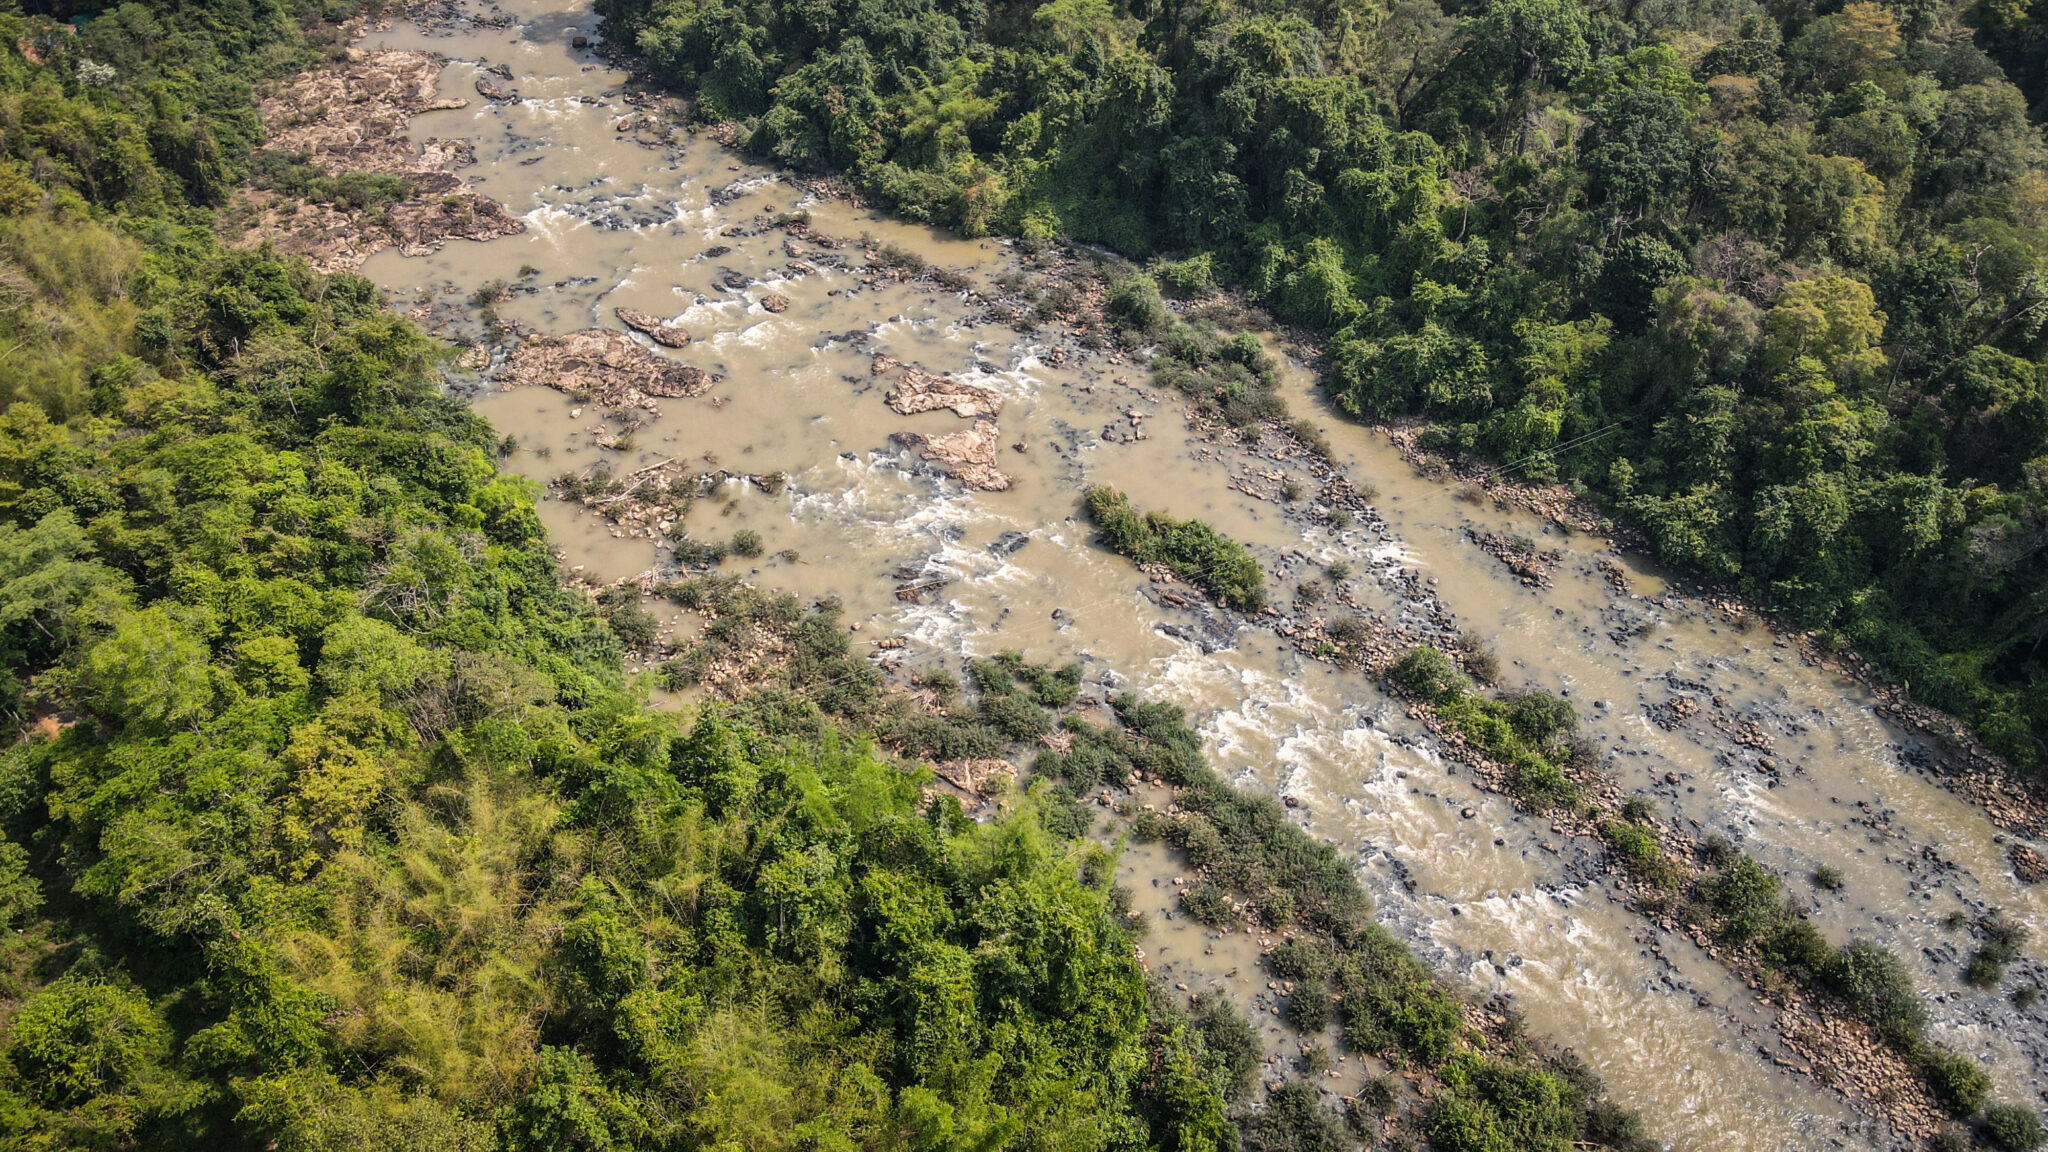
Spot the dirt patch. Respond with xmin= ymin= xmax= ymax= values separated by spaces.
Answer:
xmin=234 ymin=48 xmax=524 ymax=271
xmin=932 ymin=758 xmax=1016 ymax=795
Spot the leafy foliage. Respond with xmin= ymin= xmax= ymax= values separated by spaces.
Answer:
xmin=1388 ymin=646 xmax=1580 ymax=804
xmin=1084 ymin=484 xmax=1268 ymax=611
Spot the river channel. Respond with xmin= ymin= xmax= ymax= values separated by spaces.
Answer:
xmin=345 ymin=1 xmax=2046 ymax=1145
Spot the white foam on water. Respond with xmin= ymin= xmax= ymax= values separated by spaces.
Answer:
xmin=518 ymin=202 xmax=584 ymax=244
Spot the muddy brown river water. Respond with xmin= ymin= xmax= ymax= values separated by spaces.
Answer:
xmin=349 ymin=2 xmax=2045 ymax=1145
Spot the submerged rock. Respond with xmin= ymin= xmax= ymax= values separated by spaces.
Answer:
xmin=990 ymin=531 xmax=1030 ymax=558
xmin=895 ymin=420 xmax=1011 ymax=491
xmin=496 ymin=329 xmax=715 ymax=409
xmin=885 ymin=366 xmax=1003 ymax=419
xmin=613 ymin=307 xmax=692 ymax=347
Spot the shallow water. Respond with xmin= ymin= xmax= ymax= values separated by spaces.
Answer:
xmin=350 ymin=1 xmax=2047 ymax=1144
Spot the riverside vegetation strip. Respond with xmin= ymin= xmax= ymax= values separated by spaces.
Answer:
xmin=0 ymin=3 xmax=1673 ymax=1150
xmin=1381 ymin=643 xmax=2041 ymax=1145
xmin=594 ymin=0 xmax=2048 ymax=784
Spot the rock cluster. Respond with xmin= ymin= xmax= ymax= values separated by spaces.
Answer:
xmin=495 ymin=329 xmax=715 ymax=408
xmin=1466 ymin=528 xmax=1558 ymax=587
xmin=240 ymin=49 xmax=525 ymax=271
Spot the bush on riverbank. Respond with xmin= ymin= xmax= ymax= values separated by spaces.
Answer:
xmin=1083 ymin=484 xmax=1269 ymax=612
xmin=1153 ymin=322 xmax=1286 ymax=431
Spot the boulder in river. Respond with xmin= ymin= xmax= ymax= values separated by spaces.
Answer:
xmin=885 ymin=367 xmax=1003 ymax=419
xmin=761 ymin=293 xmax=790 ymax=313
xmin=476 ymin=74 xmax=517 ymax=101
xmin=613 ymin=307 xmax=692 ymax=347
xmin=496 ymin=329 xmax=715 ymax=408
xmin=895 ymin=420 xmax=1011 ymax=491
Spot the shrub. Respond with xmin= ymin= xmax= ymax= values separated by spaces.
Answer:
xmin=729 ymin=529 xmax=765 ymax=558
xmin=1581 ymin=1099 xmax=1659 ymax=1152
xmin=1698 ymin=857 xmax=1781 ymax=944
xmin=1759 ymin=918 xmax=1833 ymax=981
xmin=1505 ymin=691 xmax=1576 ymax=747
xmin=1811 ymin=864 xmax=1845 ymax=891
xmin=1600 ymin=820 xmax=1674 ymax=885
xmin=1327 ymin=616 xmax=1371 ymax=648
xmin=1106 ymin=273 xmax=1169 ymax=335
xmin=1180 ymin=881 xmax=1234 ymax=927
xmin=1824 ymin=939 xmax=1928 ymax=1046
xmin=1156 ymin=254 xmax=1215 ymax=297
xmin=1083 ymin=485 xmax=1267 ymax=611
xmin=1456 ymin=630 xmax=1500 ymax=684
xmin=1428 ymin=1054 xmax=1579 ymax=1152
xmin=1921 ymin=1046 xmax=1992 ymax=1117
xmin=980 ymin=689 xmax=1053 ymax=740
xmin=1343 ymin=975 xmax=1463 ymax=1065
xmin=1189 ymin=993 xmax=1261 ymax=1100
xmin=1269 ymin=938 xmax=1334 ymax=984
xmin=1985 ymin=1104 xmax=2047 ymax=1152
xmin=1353 ymin=1075 xmax=1396 ymax=1118
xmin=596 ymin=587 xmax=660 ymax=651
xmin=1240 ymin=1081 xmax=1344 ymax=1152
xmin=1930 ymin=1125 xmax=1973 ymax=1152
xmin=1289 ymin=418 xmax=1332 ymax=457
xmin=1389 ymin=646 xmax=1469 ymax=703
xmin=1286 ymin=988 xmax=1333 ymax=1031
xmin=1968 ymin=912 xmax=2028 ymax=987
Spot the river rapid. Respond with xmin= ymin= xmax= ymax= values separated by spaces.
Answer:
xmin=345 ymin=1 xmax=2046 ymax=1145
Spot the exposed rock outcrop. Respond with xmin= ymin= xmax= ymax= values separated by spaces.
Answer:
xmin=474 ymin=73 xmax=516 ymax=101
xmin=496 ymin=329 xmax=715 ymax=409
xmin=896 ymin=420 xmax=1011 ymax=491
xmin=614 ymin=307 xmax=692 ymax=347
xmin=884 ymin=366 xmax=1004 ymax=419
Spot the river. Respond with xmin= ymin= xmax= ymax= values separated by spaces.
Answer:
xmin=345 ymin=1 xmax=2046 ymax=1145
